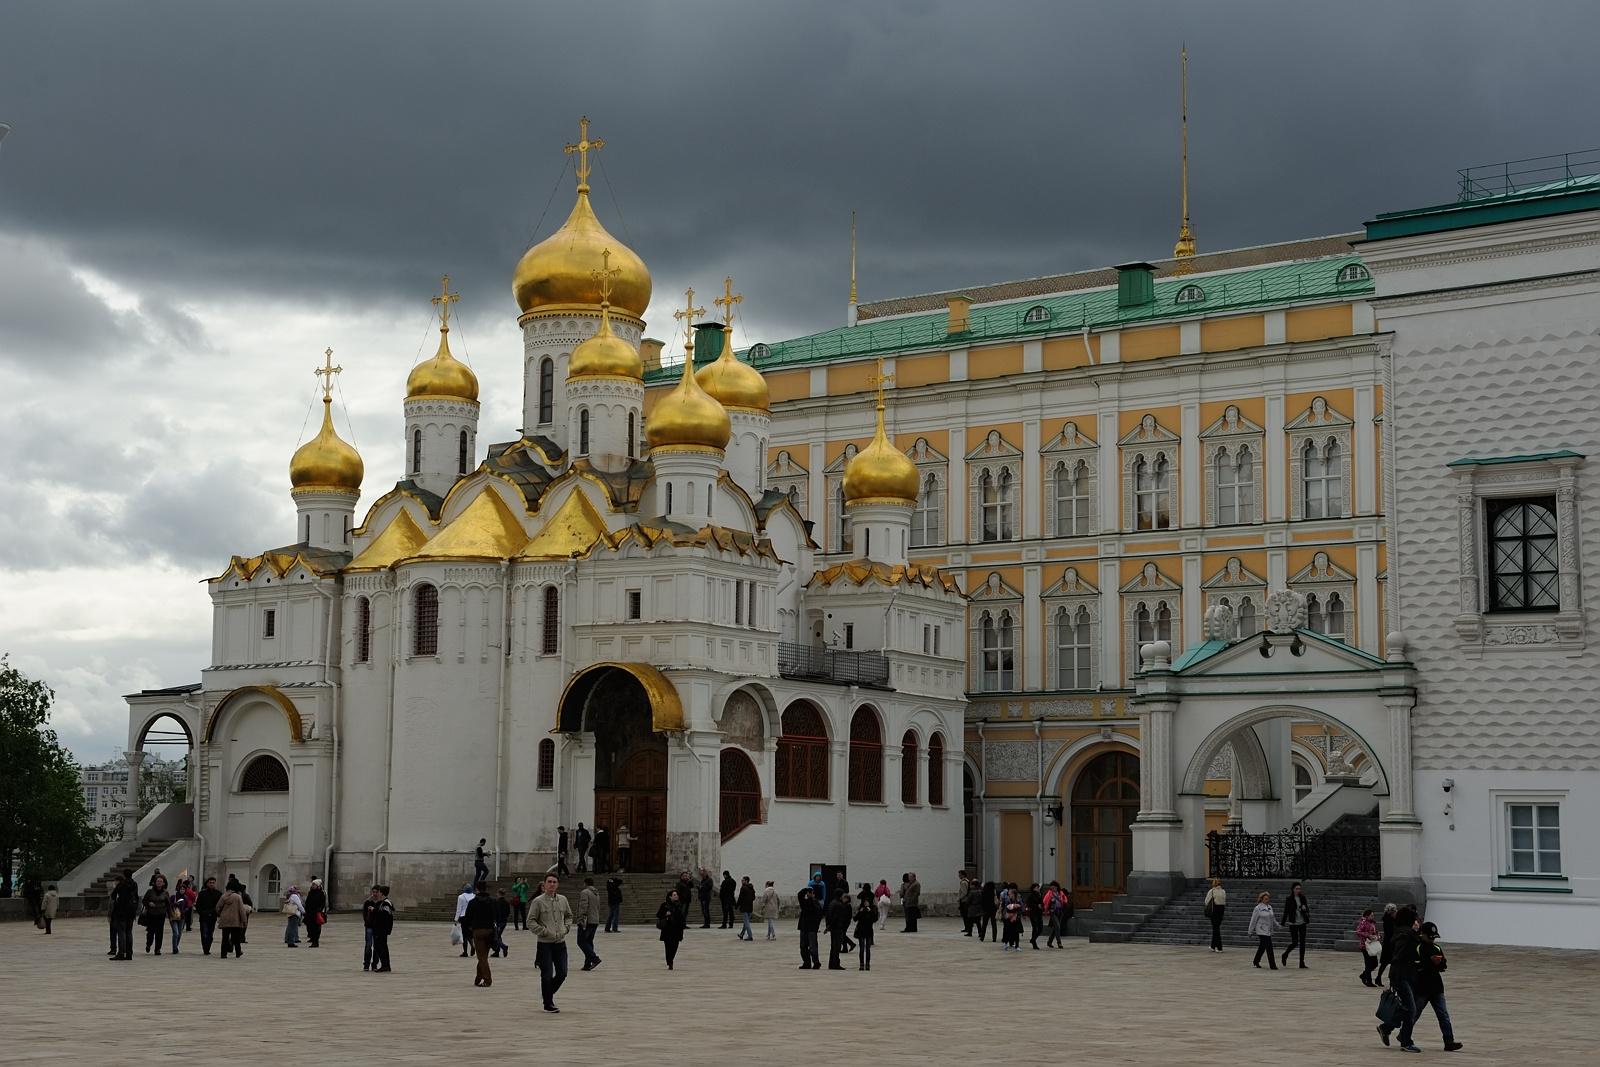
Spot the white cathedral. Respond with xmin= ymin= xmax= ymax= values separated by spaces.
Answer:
xmin=132 ymin=144 xmax=968 ymax=908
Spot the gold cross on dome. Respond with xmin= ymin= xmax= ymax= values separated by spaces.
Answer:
xmin=590 ymin=247 xmax=621 ymax=307
xmin=432 ymin=274 xmax=459 ymax=328
xmin=564 ymin=116 xmax=605 ymax=192
xmin=314 ymin=347 xmax=342 ymax=400
xmin=673 ymin=287 xmax=706 ymax=357
xmin=867 ymin=355 xmax=895 ymax=407
xmin=714 ymin=275 xmax=743 ymax=329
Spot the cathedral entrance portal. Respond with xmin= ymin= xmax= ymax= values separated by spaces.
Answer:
xmin=588 ymin=671 xmax=669 ymax=872
xmin=1070 ymin=751 xmax=1139 ymax=909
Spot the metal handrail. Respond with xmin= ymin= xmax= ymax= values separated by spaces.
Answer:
xmin=1456 ymin=147 xmax=1600 ymax=202
xmin=776 ymin=641 xmax=889 ymax=685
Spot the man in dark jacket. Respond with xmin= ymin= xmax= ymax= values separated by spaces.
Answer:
xmin=370 ymin=885 xmax=395 ymax=972
xmin=604 ymin=876 xmax=624 ymax=932
xmin=591 ymin=826 xmax=610 ymax=874
xmin=492 ymin=888 xmax=513 ymax=957
xmin=465 ymin=884 xmax=499 ymax=987
xmin=825 ymin=891 xmax=853 ymax=969
xmin=195 ymin=876 xmax=223 ymax=955
xmin=1378 ymin=906 xmax=1421 ymax=1050
xmin=110 ymin=870 xmax=140 ymax=960
xmin=796 ymin=888 xmax=823 ymax=970
xmin=718 ymin=871 xmax=737 ymax=928
xmin=573 ymin=823 xmax=591 ymax=872
xmin=736 ymin=876 xmax=757 ymax=940
xmin=1402 ymin=921 xmax=1462 ymax=1052
xmin=361 ymin=885 xmax=382 ymax=971
xmin=697 ymin=868 xmax=714 ymax=928
xmin=556 ymin=826 xmax=571 ymax=875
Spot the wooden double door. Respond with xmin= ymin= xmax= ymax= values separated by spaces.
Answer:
xmin=1070 ymin=751 xmax=1139 ymax=908
xmin=595 ymin=749 xmax=667 ymax=872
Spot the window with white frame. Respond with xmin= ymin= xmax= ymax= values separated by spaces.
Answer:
xmin=1133 ymin=601 xmax=1173 ymax=645
xmin=835 ymin=481 xmax=850 ymax=553
xmin=1302 ymin=438 xmax=1343 ymax=518
xmin=1487 ymin=497 xmax=1560 ymax=611
xmin=1507 ymin=802 xmax=1562 ymax=875
xmin=1214 ymin=445 xmax=1255 ymax=525
xmin=1292 ymin=760 xmax=1314 ymax=803
xmin=1305 ymin=591 xmax=1347 ymax=638
xmin=978 ymin=468 xmax=1016 ymax=541
xmin=1054 ymin=605 xmax=1092 ymax=689
xmin=1053 ymin=459 xmax=1091 ymax=536
xmin=1133 ymin=454 xmax=1172 ymax=530
xmin=912 ymin=472 xmax=943 ymax=547
xmin=1286 ymin=397 xmax=1352 ymax=521
xmin=978 ymin=609 xmax=1016 ymax=691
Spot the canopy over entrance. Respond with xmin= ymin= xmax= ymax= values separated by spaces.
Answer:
xmin=556 ymin=662 xmax=685 ymax=733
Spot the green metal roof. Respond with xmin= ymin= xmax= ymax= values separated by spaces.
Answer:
xmin=1168 ymin=639 xmax=1232 ymax=672
xmin=1446 ymin=449 xmax=1585 ymax=468
xmin=1365 ymin=154 xmax=1600 ymax=241
xmin=645 ymin=252 xmax=1372 ymax=383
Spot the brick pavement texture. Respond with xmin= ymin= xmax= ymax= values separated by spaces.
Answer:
xmin=4 ymin=917 xmax=1595 ymax=1065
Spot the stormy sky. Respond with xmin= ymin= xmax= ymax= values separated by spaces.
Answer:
xmin=1 ymin=0 xmax=1594 ymax=762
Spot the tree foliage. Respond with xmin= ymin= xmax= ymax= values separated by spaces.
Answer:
xmin=0 ymin=657 xmax=100 ymax=890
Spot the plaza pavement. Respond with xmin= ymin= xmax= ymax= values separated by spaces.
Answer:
xmin=3 ymin=916 xmax=1593 ymax=1065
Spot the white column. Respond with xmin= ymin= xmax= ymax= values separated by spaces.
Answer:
xmin=1023 ymin=565 xmax=1042 ymax=690
xmin=1357 ymin=543 xmax=1380 ymax=654
xmin=1097 ymin=405 xmax=1120 ymax=534
xmin=122 ymin=750 xmax=146 ymax=840
xmin=947 ymin=429 xmax=967 ymax=544
xmin=1182 ymin=554 xmax=1202 ymax=650
xmin=1264 ymin=389 xmax=1287 ymax=522
xmin=1180 ymin=401 xmax=1201 ymax=527
xmin=1354 ymin=383 xmax=1377 ymax=515
xmin=1022 ymin=419 xmax=1042 ymax=539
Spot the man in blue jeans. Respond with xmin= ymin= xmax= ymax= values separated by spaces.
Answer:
xmin=528 ymin=874 xmax=573 ymax=1013
xmin=361 ymin=885 xmax=382 ymax=970
xmin=1401 ymin=922 xmax=1463 ymax=1052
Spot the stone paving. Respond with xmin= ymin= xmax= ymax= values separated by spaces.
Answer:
xmin=3 ymin=916 xmax=1594 ymax=1064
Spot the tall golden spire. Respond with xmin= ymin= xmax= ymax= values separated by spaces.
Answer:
xmin=564 ymin=115 xmax=605 ymax=194
xmin=1172 ymin=46 xmax=1197 ymax=272
xmin=592 ymin=248 xmax=621 ymax=321
xmin=850 ymin=210 xmax=858 ymax=306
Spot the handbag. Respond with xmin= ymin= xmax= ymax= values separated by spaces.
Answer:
xmin=281 ymin=902 xmax=296 ymax=916
xmin=1375 ymin=988 xmax=1403 ymax=1028
xmin=1364 ymin=937 xmax=1383 ymax=958
xmin=169 ymin=906 xmax=183 ymax=922
xmin=1203 ymin=902 xmax=1215 ymax=918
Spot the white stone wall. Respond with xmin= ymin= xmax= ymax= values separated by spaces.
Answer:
xmin=403 ymin=397 xmax=478 ymax=499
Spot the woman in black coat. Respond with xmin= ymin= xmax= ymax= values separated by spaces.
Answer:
xmin=656 ymin=889 xmax=688 ymax=970
xmin=1280 ymin=882 xmax=1311 ymax=968
xmin=979 ymin=881 xmax=999 ymax=942
xmin=303 ymin=880 xmax=327 ymax=947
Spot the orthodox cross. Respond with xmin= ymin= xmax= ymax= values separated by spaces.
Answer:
xmin=868 ymin=355 xmax=894 ymax=408
xmin=565 ymin=116 xmax=605 ymax=191
xmin=432 ymin=274 xmax=459 ymax=328
xmin=714 ymin=275 xmax=743 ymax=330
xmin=590 ymin=247 xmax=621 ymax=308
xmin=315 ymin=347 xmax=342 ymax=400
xmin=673 ymin=287 xmax=706 ymax=357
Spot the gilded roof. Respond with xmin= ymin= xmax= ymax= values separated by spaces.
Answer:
xmin=208 ymin=545 xmax=350 ymax=584
xmin=346 ymin=509 xmax=430 ymax=572
xmin=601 ymin=522 xmax=781 ymax=562
xmin=807 ymin=558 xmax=964 ymax=595
xmin=519 ymin=490 xmax=609 ymax=560
xmin=402 ymin=489 xmax=528 ymax=563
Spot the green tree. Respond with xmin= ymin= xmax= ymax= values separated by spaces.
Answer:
xmin=0 ymin=657 xmax=99 ymax=892
xmin=139 ymin=755 xmax=188 ymax=816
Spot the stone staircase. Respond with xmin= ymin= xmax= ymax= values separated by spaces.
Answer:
xmin=1106 ymin=879 xmax=1385 ymax=950
xmin=399 ymin=871 xmax=687 ymax=926
xmin=77 ymin=838 xmax=178 ymax=910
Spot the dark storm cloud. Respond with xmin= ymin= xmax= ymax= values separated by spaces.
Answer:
xmin=4 ymin=0 xmax=1598 ymax=341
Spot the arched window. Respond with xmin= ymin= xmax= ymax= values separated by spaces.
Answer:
xmin=458 ymin=429 xmax=469 ymax=475
xmin=927 ymin=732 xmax=946 ymax=806
xmin=1293 ymin=760 xmax=1314 ymax=803
xmin=1336 ymin=263 xmax=1370 ymax=284
xmin=979 ymin=468 xmax=1015 ymax=541
xmin=720 ymin=748 xmax=761 ymax=840
xmin=578 ymin=409 xmax=590 ymax=455
xmin=411 ymin=428 xmax=422 ymax=474
xmin=355 ymin=596 xmax=372 ymax=664
xmin=627 ymin=412 xmax=635 ymax=459
xmin=775 ymin=702 xmax=829 ymax=800
xmin=979 ymin=610 xmax=1015 ymax=691
xmin=1306 ymin=593 xmax=1323 ymax=633
xmin=835 ymin=482 xmax=850 ymax=552
xmin=1055 ymin=605 xmax=1092 ymax=689
xmin=1326 ymin=592 xmax=1346 ymax=638
xmin=665 ymin=482 xmax=673 ymax=513
xmin=1023 ymin=304 xmax=1052 ymax=324
xmin=900 ymin=729 xmax=919 ymax=805
xmin=1155 ymin=602 xmax=1173 ymax=643
xmin=912 ymin=472 xmax=942 ymax=547
xmin=749 ymin=343 xmax=770 ymax=361
xmin=1135 ymin=602 xmax=1172 ymax=645
xmin=537 ymin=738 xmax=555 ymax=790
xmin=261 ymin=864 xmax=282 ymax=899
xmin=848 ymin=707 xmax=884 ymax=804
xmin=540 ymin=585 xmax=560 ymax=656
xmin=1175 ymin=283 xmax=1206 ymax=304
xmin=1236 ymin=596 xmax=1257 ymax=637
xmin=239 ymin=754 xmax=289 ymax=793
xmin=538 ymin=358 xmax=554 ymax=424
xmin=1055 ymin=459 xmax=1090 ymax=536
xmin=1303 ymin=439 xmax=1343 ymax=518
xmin=1134 ymin=454 xmax=1171 ymax=530
xmin=1215 ymin=446 xmax=1254 ymax=524
xmin=412 ymin=583 xmax=439 ymax=656
xmin=786 ymin=485 xmax=800 ymax=506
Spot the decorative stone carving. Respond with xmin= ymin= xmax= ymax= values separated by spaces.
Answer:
xmin=1265 ymin=589 xmax=1308 ymax=633
xmin=1205 ymin=743 xmax=1235 ymax=780
xmin=1203 ymin=603 xmax=1235 ymax=640
xmin=985 ymin=740 xmax=1060 ymax=781
xmin=1028 ymin=699 xmax=1097 ymax=718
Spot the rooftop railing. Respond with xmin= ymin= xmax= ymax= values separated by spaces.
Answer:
xmin=1456 ymin=148 xmax=1600 ymax=202
xmin=777 ymin=641 xmax=889 ymax=686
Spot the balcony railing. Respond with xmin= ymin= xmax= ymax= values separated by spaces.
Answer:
xmin=777 ymin=642 xmax=890 ymax=686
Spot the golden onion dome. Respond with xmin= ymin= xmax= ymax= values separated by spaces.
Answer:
xmin=695 ymin=328 xmax=769 ymax=412
xmin=406 ymin=326 xmax=479 ymax=402
xmin=645 ymin=347 xmax=731 ymax=452
xmin=568 ymin=304 xmax=642 ymax=380
xmin=290 ymin=398 xmax=364 ymax=493
xmin=513 ymin=191 xmax=651 ymax=317
xmin=843 ymin=401 xmax=918 ymax=504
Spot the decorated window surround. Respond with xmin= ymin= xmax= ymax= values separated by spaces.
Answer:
xmin=822 ymin=444 xmax=859 ymax=553
xmin=968 ymin=571 xmax=1023 ymax=692
xmin=1288 ymin=551 xmax=1358 ymax=642
xmin=1200 ymin=404 xmax=1265 ymax=527
xmin=1450 ymin=453 xmax=1585 ymax=653
xmin=967 ymin=430 xmax=1022 ymax=543
xmin=1041 ymin=421 xmax=1099 ymax=538
xmin=1286 ymin=396 xmax=1354 ymax=521
xmin=765 ymin=448 xmax=810 ymax=518
xmin=1201 ymin=556 xmax=1268 ymax=640
xmin=1119 ymin=414 xmax=1180 ymax=532
xmin=1042 ymin=566 xmax=1100 ymax=690
xmin=1120 ymin=561 xmax=1182 ymax=678
xmin=907 ymin=436 xmax=948 ymax=548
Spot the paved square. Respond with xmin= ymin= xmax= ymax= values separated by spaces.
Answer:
xmin=3 ymin=917 xmax=1593 ymax=1064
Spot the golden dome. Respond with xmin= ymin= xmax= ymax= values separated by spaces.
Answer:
xmin=406 ymin=326 xmax=479 ymax=401
xmin=290 ymin=398 xmax=364 ymax=493
xmin=843 ymin=401 xmax=918 ymax=504
xmin=568 ymin=303 xmax=642 ymax=380
xmin=695 ymin=327 xmax=768 ymax=412
xmin=513 ymin=191 xmax=651 ymax=317
xmin=645 ymin=349 xmax=730 ymax=452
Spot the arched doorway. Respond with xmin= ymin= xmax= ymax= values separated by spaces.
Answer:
xmin=587 ymin=671 xmax=669 ymax=872
xmin=1071 ymin=751 xmax=1139 ymax=908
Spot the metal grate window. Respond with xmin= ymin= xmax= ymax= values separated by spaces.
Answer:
xmin=719 ymin=748 xmax=762 ymax=840
xmin=239 ymin=755 xmax=289 ymax=793
xmin=413 ymin=583 xmax=439 ymax=656
xmin=927 ymin=733 xmax=945 ymax=806
xmin=900 ymin=730 xmax=919 ymax=806
xmin=538 ymin=359 xmax=554 ymax=424
xmin=775 ymin=702 xmax=830 ymax=800
xmin=355 ymin=596 xmax=372 ymax=663
xmin=848 ymin=707 xmax=884 ymax=804
xmin=1488 ymin=497 xmax=1560 ymax=611
xmin=537 ymin=738 xmax=555 ymax=790
xmin=540 ymin=585 xmax=560 ymax=655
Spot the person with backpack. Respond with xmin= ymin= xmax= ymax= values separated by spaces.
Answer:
xmin=1404 ymin=921 xmax=1463 ymax=1052
xmin=361 ymin=885 xmax=382 ymax=971
xmin=511 ymin=875 xmax=531 ymax=930
xmin=1203 ymin=879 xmax=1227 ymax=951
xmin=303 ymin=878 xmax=326 ymax=948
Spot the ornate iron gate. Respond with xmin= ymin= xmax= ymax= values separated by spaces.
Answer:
xmin=1207 ymin=824 xmax=1380 ymax=880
